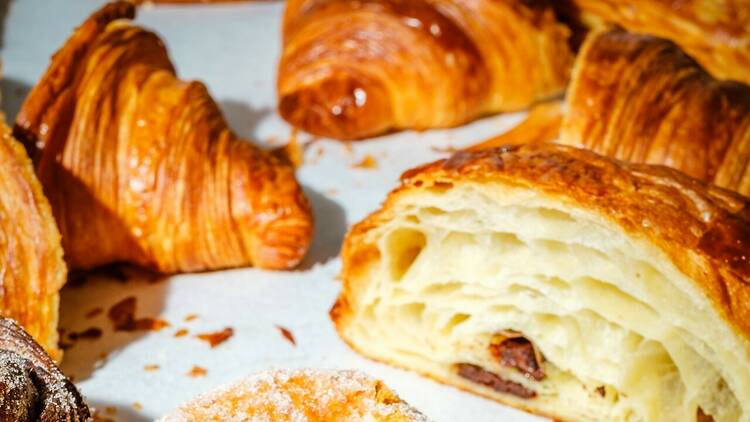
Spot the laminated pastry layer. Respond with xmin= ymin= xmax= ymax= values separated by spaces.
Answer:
xmin=334 ymin=145 xmax=750 ymax=422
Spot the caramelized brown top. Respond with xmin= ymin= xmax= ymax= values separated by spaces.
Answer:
xmin=395 ymin=144 xmax=750 ymax=340
xmin=15 ymin=1 xmax=312 ymax=272
xmin=279 ymin=0 xmax=572 ymax=139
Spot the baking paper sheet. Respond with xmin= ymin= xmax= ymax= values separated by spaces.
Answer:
xmin=1 ymin=1 xmax=544 ymax=420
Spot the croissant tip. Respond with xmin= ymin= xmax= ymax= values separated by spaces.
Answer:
xmin=278 ymin=73 xmax=392 ymax=140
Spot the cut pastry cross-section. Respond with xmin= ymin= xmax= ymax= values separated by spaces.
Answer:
xmin=278 ymin=0 xmax=573 ymax=140
xmin=334 ymin=144 xmax=750 ymax=421
xmin=15 ymin=1 xmax=313 ymax=272
xmin=158 ymin=368 xmax=430 ymax=421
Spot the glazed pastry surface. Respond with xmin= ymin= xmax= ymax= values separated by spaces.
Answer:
xmin=559 ymin=30 xmax=750 ymax=196
xmin=278 ymin=0 xmax=573 ymax=139
xmin=0 ymin=111 xmax=65 ymax=361
xmin=16 ymin=1 xmax=313 ymax=273
xmin=334 ymin=144 xmax=750 ymax=421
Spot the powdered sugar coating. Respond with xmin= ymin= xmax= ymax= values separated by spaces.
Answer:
xmin=158 ymin=368 xmax=430 ymax=422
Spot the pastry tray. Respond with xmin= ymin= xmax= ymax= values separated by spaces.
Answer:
xmin=2 ymin=1 xmax=542 ymax=420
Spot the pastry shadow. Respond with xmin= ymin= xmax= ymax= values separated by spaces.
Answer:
xmin=298 ymin=185 xmax=347 ymax=270
xmin=0 ymin=77 xmax=32 ymax=121
xmin=217 ymin=99 xmax=273 ymax=141
xmin=59 ymin=265 xmax=169 ymax=383
xmin=87 ymin=399 xmax=153 ymax=422
xmin=0 ymin=0 xmax=11 ymax=49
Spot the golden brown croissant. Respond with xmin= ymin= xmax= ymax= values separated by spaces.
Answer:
xmin=558 ymin=30 xmax=750 ymax=197
xmin=334 ymin=143 xmax=750 ymax=421
xmin=15 ymin=1 xmax=313 ymax=273
xmin=159 ymin=369 xmax=430 ymax=421
xmin=278 ymin=0 xmax=574 ymax=140
xmin=0 ymin=317 xmax=90 ymax=421
xmin=0 ymin=112 xmax=65 ymax=361
xmin=559 ymin=0 xmax=750 ymax=84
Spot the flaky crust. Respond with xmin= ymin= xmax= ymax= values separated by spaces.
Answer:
xmin=336 ymin=143 xmax=750 ymax=354
xmin=158 ymin=369 xmax=429 ymax=421
xmin=278 ymin=0 xmax=573 ymax=140
xmin=15 ymin=2 xmax=313 ymax=273
xmin=0 ymin=113 xmax=65 ymax=361
xmin=560 ymin=0 xmax=750 ymax=84
xmin=559 ymin=30 xmax=750 ymax=196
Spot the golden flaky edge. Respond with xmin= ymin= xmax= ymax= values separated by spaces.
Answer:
xmin=332 ymin=143 xmax=750 ymax=420
xmin=0 ymin=113 xmax=66 ymax=362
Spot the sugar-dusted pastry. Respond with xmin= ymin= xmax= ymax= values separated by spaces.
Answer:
xmin=278 ymin=0 xmax=573 ymax=140
xmin=558 ymin=30 xmax=750 ymax=197
xmin=159 ymin=368 xmax=430 ymax=421
xmin=333 ymin=144 xmax=750 ymax=421
xmin=0 ymin=317 xmax=90 ymax=421
xmin=0 ymin=111 xmax=65 ymax=361
xmin=560 ymin=0 xmax=750 ymax=84
xmin=15 ymin=1 xmax=313 ymax=273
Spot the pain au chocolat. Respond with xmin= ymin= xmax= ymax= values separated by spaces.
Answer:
xmin=333 ymin=144 xmax=750 ymax=421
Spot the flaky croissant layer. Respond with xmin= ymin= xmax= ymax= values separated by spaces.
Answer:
xmin=278 ymin=0 xmax=573 ymax=139
xmin=15 ymin=2 xmax=313 ymax=273
xmin=334 ymin=145 xmax=750 ymax=422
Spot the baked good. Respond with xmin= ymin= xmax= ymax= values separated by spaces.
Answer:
xmin=278 ymin=0 xmax=573 ymax=140
xmin=333 ymin=143 xmax=750 ymax=421
xmin=559 ymin=0 xmax=750 ymax=84
xmin=15 ymin=1 xmax=313 ymax=273
xmin=558 ymin=30 xmax=750 ymax=197
xmin=0 ymin=317 xmax=90 ymax=421
xmin=0 ymin=110 xmax=65 ymax=361
xmin=467 ymin=102 xmax=563 ymax=151
xmin=158 ymin=368 xmax=430 ymax=421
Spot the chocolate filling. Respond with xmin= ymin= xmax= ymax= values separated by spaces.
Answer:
xmin=489 ymin=332 xmax=545 ymax=381
xmin=456 ymin=363 xmax=536 ymax=399
xmin=697 ymin=407 xmax=714 ymax=422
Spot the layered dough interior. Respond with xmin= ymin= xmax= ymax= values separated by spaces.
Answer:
xmin=347 ymin=183 xmax=749 ymax=422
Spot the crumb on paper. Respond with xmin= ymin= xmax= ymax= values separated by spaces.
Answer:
xmin=108 ymin=296 xmax=170 ymax=332
xmin=174 ymin=328 xmax=189 ymax=338
xmin=85 ymin=307 xmax=104 ymax=319
xmin=187 ymin=365 xmax=207 ymax=378
xmin=196 ymin=327 xmax=234 ymax=348
xmin=184 ymin=314 xmax=199 ymax=322
xmin=353 ymin=154 xmax=378 ymax=169
xmin=144 ymin=364 xmax=160 ymax=372
xmin=68 ymin=327 xmax=103 ymax=341
xmin=132 ymin=402 xmax=143 ymax=411
xmin=276 ymin=325 xmax=297 ymax=346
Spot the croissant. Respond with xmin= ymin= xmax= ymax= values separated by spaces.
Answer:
xmin=333 ymin=144 xmax=750 ymax=421
xmin=14 ymin=1 xmax=313 ymax=273
xmin=558 ymin=30 xmax=750 ymax=197
xmin=0 ymin=112 xmax=65 ymax=361
xmin=159 ymin=368 xmax=429 ymax=421
xmin=559 ymin=0 xmax=750 ymax=84
xmin=278 ymin=0 xmax=574 ymax=140
xmin=0 ymin=317 xmax=90 ymax=421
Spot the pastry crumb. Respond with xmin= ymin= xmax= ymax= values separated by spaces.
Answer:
xmin=187 ymin=365 xmax=207 ymax=378
xmin=276 ymin=325 xmax=296 ymax=346
xmin=68 ymin=327 xmax=103 ymax=341
xmin=144 ymin=364 xmax=160 ymax=372
xmin=196 ymin=327 xmax=234 ymax=348
xmin=109 ymin=296 xmax=170 ymax=332
xmin=132 ymin=402 xmax=143 ymax=411
xmin=353 ymin=154 xmax=378 ymax=169
xmin=174 ymin=328 xmax=189 ymax=337
xmin=184 ymin=314 xmax=199 ymax=322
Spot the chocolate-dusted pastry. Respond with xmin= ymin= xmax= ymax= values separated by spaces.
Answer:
xmin=15 ymin=1 xmax=313 ymax=273
xmin=334 ymin=144 xmax=750 ymax=421
xmin=0 ymin=317 xmax=90 ymax=422
xmin=278 ymin=0 xmax=573 ymax=140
